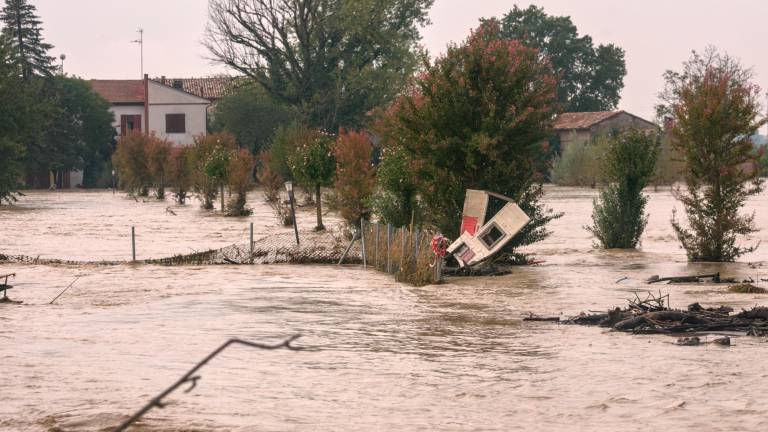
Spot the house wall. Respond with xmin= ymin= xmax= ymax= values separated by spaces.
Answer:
xmin=590 ymin=112 xmax=658 ymax=136
xmin=147 ymin=81 xmax=208 ymax=146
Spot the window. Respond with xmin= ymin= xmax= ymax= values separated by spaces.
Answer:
xmin=120 ymin=115 xmax=141 ymax=136
xmin=165 ymin=113 xmax=186 ymax=133
xmin=479 ymin=224 xmax=505 ymax=249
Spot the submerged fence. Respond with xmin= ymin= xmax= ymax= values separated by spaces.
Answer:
xmin=357 ymin=221 xmax=443 ymax=286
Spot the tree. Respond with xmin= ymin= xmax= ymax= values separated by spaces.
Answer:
xmin=226 ymin=148 xmax=255 ymax=216
xmin=212 ymin=83 xmax=297 ymax=154
xmin=659 ymin=48 xmax=766 ymax=261
xmin=31 ymin=76 xmax=115 ymax=188
xmin=202 ymin=132 xmax=237 ymax=212
xmin=380 ymin=20 xmax=560 ymax=262
xmin=0 ymin=35 xmax=30 ymax=204
xmin=0 ymin=0 xmax=56 ymax=79
xmin=587 ymin=129 xmax=660 ymax=248
xmin=205 ymin=0 xmax=432 ymax=131
xmin=333 ymin=129 xmax=375 ymax=226
xmin=496 ymin=5 xmax=626 ymax=112
xmin=289 ymin=132 xmax=335 ymax=230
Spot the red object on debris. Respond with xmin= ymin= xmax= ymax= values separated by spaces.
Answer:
xmin=431 ymin=235 xmax=449 ymax=257
xmin=460 ymin=216 xmax=478 ymax=235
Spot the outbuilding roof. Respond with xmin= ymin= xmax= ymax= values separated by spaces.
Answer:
xmin=552 ymin=111 xmax=624 ymax=130
xmin=90 ymin=80 xmax=145 ymax=104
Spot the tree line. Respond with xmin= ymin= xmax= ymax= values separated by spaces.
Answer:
xmin=0 ymin=0 xmax=115 ymax=204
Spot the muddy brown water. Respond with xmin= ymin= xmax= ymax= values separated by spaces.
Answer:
xmin=1 ymin=187 xmax=767 ymax=431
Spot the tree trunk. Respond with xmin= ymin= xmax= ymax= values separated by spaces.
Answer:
xmin=315 ymin=184 xmax=324 ymax=231
xmin=220 ymin=183 xmax=225 ymax=212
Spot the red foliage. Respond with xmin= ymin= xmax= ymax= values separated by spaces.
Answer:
xmin=333 ymin=129 xmax=375 ymax=225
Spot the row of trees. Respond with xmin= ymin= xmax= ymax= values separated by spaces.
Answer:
xmin=112 ymin=132 xmax=255 ymax=216
xmin=0 ymin=0 xmax=115 ymax=204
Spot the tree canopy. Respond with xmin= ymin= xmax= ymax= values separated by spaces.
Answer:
xmin=496 ymin=5 xmax=626 ymax=112
xmin=205 ymin=0 xmax=433 ymax=131
xmin=1 ymin=0 xmax=56 ymax=79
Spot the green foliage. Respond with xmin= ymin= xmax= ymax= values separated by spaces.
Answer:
xmin=212 ymin=83 xmax=297 ymax=154
xmin=369 ymin=144 xmax=422 ymax=227
xmin=550 ymin=136 xmax=608 ymax=187
xmin=1 ymin=0 xmax=56 ymax=79
xmin=496 ymin=5 xmax=626 ymax=112
xmin=333 ymin=129 xmax=375 ymax=226
xmin=659 ymin=48 xmax=766 ymax=261
xmin=167 ymin=146 xmax=194 ymax=204
xmin=289 ymin=132 xmax=335 ymax=230
xmin=379 ymin=20 xmax=561 ymax=260
xmin=0 ymin=138 xmax=24 ymax=204
xmin=206 ymin=0 xmax=433 ymax=131
xmin=652 ymin=135 xmax=684 ymax=187
xmin=146 ymin=137 xmax=172 ymax=199
xmin=0 ymin=36 xmax=30 ymax=203
xmin=587 ymin=129 xmax=660 ymax=248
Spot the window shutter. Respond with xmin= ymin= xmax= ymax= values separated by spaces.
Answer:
xmin=165 ymin=114 xmax=186 ymax=133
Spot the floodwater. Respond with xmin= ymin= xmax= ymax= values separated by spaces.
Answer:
xmin=1 ymin=187 xmax=767 ymax=431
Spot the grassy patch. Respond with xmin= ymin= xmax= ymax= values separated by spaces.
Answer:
xmin=728 ymin=283 xmax=767 ymax=294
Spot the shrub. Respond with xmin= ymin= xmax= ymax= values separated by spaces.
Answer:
xmin=147 ymin=136 xmax=172 ymax=199
xmin=191 ymin=133 xmax=236 ymax=210
xmin=255 ymin=150 xmax=283 ymax=203
xmin=167 ymin=146 xmax=194 ymax=204
xmin=368 ymin=143 xmax=422 ymax=228
xmin=652 ymin=135 xmax=684 ymax=187
xmin=112 ymin=131 xmax=151 ymax=196
xmin=333 ymin=129 xmax=375 ymax=226
xmin=289 ymin=132 xmax=336 ymax=230
xmin=226 ymin=148 xmax=255 ymax=216
xmin=586 ymin=129 xmax=660 ymax=248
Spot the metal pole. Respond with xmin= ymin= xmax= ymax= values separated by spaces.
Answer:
xmin=249 ymin=222 xmax=254 ymax=262
xmin=289 ymin=190 xmax=299 ymax=245
xmin=360 ymin=219 xmax=367 ymax=268
xmin=131 ymin=226 xmax=136 ymax=262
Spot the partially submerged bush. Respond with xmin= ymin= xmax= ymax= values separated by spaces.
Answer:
xmin=112 ymin=131 xmax=152 ymax=196
xmin=226 ymin=148 xmax=255 ymax=216
xmin=191 ymin=133 xmax=236 ymax=210
xmin=728 ymin=283 xmax=767 ymax=294
xmin=333 ymin=129 xmax=375 ymax=226
xmin=167 ymin=146 xmax=193 ymax=204
xmin=289 ymin=132 xmax=336 ymax=230
xmin=586 ymin=129 xmax=660 ymax=249
xmin=147 ymin=136 xmax=172 ymax=199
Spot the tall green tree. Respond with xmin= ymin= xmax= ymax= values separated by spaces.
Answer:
xmin=495 ymin=5 xmax=626 ymax=112
xmin=205 ymin=0 xmax=432 ymax=131
xmin=0 ymin=35 xmax=32 ymax=203
xmin=1 ymin=0 xmax=56 ymax=79
xmin=212 ymin=83 xmax=297 ymax=154
xmin=381 ymin=20 xmax=561 ymax=262
xmin=587 ymin=130 xmax=660 ymax=248
xmin=659 ymin=48 xmax=766 ymax=262
xmin=289 ymin=132 xmax=335 ymax=230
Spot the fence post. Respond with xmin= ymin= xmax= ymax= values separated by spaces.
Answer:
xmin=249 ymin=222 xmax=254 ymax=263
xmin=401 ymin=227 xmax=406 ymax=272
xmin=131 ymin=226 xmax=136 ymax=262
xmin=387 ymin=224 xmax=392 ymax=273
xmin=413 ymin=229 xmax=420 ymax=273
xmin=374 ymin=222 xmax=379 ymax=269
xmin=360 ymin=219 xmax=367 ymax=268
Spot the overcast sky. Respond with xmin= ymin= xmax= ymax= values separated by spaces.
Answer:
xmin=34 ymin=0 xmax=768 ymax=122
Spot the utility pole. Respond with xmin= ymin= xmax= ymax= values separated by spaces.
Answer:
xmin=59 ymin=54 xmax=66 ymax=75
xmin=131 ymin=28 xmax=144 ymax=78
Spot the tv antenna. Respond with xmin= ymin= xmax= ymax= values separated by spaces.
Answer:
xmin=131 ymin=28 xmax=144 ymax=78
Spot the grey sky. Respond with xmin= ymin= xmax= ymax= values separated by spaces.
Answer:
xmin=35 ymin=0 xmax=768 ymax=122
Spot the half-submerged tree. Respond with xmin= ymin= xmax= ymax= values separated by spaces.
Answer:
xmin=226 ymin=148 xmax=255 ymax=216
xmin=587 ymin=129 xmax=660 ymax=248
xmin=205 ymin=0 xmax=432 ymax=131
xmin=380 ymin=20 xmax=560 ymax=262
xmin=289 ymin=132 xmax=335 ymax=230
xmin=167 ymin=146 xmax=193 ymax=204
xmin=658 ymin=48 xmax=766 ymax=261
xmin=112 ymin=131 xmax=152 ymax=196
xmin=147 ymin=136 xmax=172 ymax=199
xmin=333 ymin=129 xmax=375 ymax=226
xmin=496 ymin=5 xmax=626 ymax=112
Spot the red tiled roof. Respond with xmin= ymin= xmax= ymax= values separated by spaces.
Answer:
xmin=152 ymin=76 xmax=241 ymax=100
xmin=90 ymin=80 xmax=145 ymax=104
xmin=552 ymin=111 xmax=623 ymax=130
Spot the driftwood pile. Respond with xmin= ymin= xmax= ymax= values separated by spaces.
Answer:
xmin=526 ymin=292 xmax=768 ymax=340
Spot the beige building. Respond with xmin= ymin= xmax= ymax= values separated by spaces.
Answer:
xmin=90 ymin=74 xmax=210 ymax=146
xmin=552 ymin=110 xmax=659 ymax=151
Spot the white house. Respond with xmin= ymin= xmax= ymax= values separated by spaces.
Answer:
xmin=90 ymin=74 xmax=210 ymax=146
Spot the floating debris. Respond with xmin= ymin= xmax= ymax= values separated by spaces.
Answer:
xmin=728 ymin=283 xmax=767 ymax=294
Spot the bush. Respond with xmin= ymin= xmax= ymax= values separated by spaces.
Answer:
xmin=586 ymin=129 xmax=660 ymax=248
xmin=226 ymin=148 xmax=255 ymax=216
xmin=112 ymin=131 xmax=152 ymax=196
xmin=191 ymin=133 xmax=236 ymax=210
xmin=333 ymin=129 xmax=375 ymax=226
xmin=368 ymin=143 xmax=422 ymax=228
xmin=167 ymin=146 xmax=194 ymax=204
xmin=147 ymin=136 xmax=172 ymax=199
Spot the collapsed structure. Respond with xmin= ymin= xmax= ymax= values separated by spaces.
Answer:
xmin=446 ymin=189 xmax=530 ymax=268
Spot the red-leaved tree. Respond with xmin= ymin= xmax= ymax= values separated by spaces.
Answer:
xmin=333 ymin=129 xmax=375 ymax=226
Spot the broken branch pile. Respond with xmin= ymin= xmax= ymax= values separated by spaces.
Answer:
xmin=526 ymin=292 xmax=768 ymax=336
